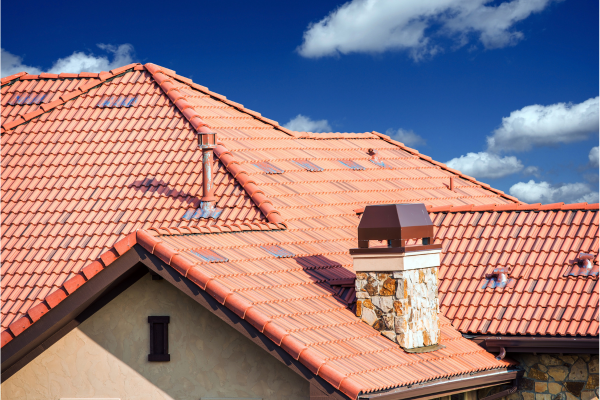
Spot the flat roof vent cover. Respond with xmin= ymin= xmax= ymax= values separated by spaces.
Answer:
xmin=292 ymin=160 xmax=323 ymax=172
xmin=7 ymin=93 xmax=47 ymax=105
xmin=339 ymin=160 xmax=365 ymax=171
xmin=253 ymin=161 xmax=284 ymax=174
xmin=261 ymin=245 xmax=294 ymax=258
xmin=190 ymin=249 xmax=228 ymax=263
xmin=97 ymin=95 xmax=139 ymax=108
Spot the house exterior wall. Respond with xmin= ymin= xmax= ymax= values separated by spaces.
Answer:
xmin=478 ymin=353 xmax=599 ymax=400
xmin=1 ymin=274 xmax=309 ymax=400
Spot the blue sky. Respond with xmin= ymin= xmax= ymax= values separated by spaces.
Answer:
xmin=2 ymin=0 xmax=598 ymax=204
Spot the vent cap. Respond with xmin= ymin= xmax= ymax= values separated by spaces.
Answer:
xmin=358 ymin=203 xmax=433 ymax=248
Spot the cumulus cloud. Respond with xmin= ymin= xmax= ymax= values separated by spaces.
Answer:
xmin=487 ymin=97 xmax=599 ymax=152
xmin=298 ymin=0 xmax=555 ymax=59
xmin=509 ymin=180 xmax=599 ymax=204
xmin=283 ymin=114 xmax=332 ymax=132
xmin=522 ymin=166 xmax=540 ymax=177
xmin=589 ymin=146 xmax=599 ymax=168
xmin=445 ymin=151 xmax=523 ymax=178
xmin=1 ymin=49 xmax=43 ymax=77
xmin=386 ymin=128 xmax=426 ymax=147
xmin=1 ymin=44 xmax=135 ymax=78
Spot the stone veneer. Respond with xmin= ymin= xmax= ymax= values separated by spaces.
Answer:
xmin=478 ymin=354 xmax=599 ymax=400
xmin=355 ymin=267 xmax=440 ymax=348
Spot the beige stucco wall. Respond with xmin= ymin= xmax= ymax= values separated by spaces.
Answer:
xmin=2 ymin=274 xmax=309 ymax=400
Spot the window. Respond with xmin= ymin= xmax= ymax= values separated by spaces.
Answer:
xmin=148 ymin=316 xmax=170 ymax=361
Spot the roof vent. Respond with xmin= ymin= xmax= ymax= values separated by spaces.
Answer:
xmin=350 ymin=203 xmax=443 ymax=351
xmin=339 ymin=160 xmax=365 ymax=171
xmin=253 ymin=162 xmax=284 ymax=174
xmin=195 ymin=130 xmax=221 ymax=215
xmin=565 ymin=253 xmax=598 ymax=277
xmin=261 ymin=245 xmax=294 ymax=258
xmin=190 ymin=249 xmax=228 ymax=263
xmin=579 ymin=253 xmax=595 ymax=269
xmin=483 ymin=267 xmax=510 ymax=289
xmin=7 ymin=93 xmax=47 ymax=105
xmin=367 ymin=149 xmax=390 ymax=168
xmin=292 ymin=160 xmax=323 ymax=172
xmin=96 ymin=95 xmax=138 ymax=108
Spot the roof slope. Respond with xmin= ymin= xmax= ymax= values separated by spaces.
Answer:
xmin=1 ymin=63 xmax=519 ymax=398
xmin=429 ymin=203 xmax=599 ymax=337
xmin=1 ymin=65 xmax=283 ymax=329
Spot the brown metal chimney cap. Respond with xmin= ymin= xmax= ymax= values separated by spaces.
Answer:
xmin=357 ymin=203 xmax=433 ymax=242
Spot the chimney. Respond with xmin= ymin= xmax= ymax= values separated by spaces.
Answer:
xmin=350 ymin=203 xmax=442 ymax=351
xmin=196 ymin=128 xmax=217 ymax=211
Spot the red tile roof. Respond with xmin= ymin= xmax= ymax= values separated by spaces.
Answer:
xmin=2 ymin=63 xmax=521 ymax=398
xmin=428 ymin=203 xmax=599 ymax=337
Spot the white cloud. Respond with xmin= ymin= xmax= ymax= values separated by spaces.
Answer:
xmin=283 ymin=114 xmax=332 ymax=132
xmin=487 ymin=97 xmax=599 ymax=152
xmin=298 ymin=0 xmax=556 ymax=59
xmin=589 ymin=146 xmax=599 ymax=167
xmin=1 ymin=44 xmax=135 ymax=78
xmin=510 ymin=180 xmax=599 ymax=204
xmin=522 ymin=165 xmax=540 ymax=177
xmin=386 ymin=128 xmax=426 ymax=146
xmin=446 ymin=151 xmax=523 ymax=178
xmin=1 ymin=49 xmax=43 ymax=77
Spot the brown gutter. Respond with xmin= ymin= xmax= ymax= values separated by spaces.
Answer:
xmin=359 ymin=369 xmax=519 ymax=400
xmin=468 ymin=335 xmax=599 ymax=354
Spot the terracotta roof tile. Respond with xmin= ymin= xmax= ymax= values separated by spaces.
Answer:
xmin=432 ymin=204 xmax=599 ymax=337
xmin=2 ymin=63 xmax=522 ymax=398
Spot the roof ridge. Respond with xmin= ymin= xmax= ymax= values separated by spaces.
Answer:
xmin=1 ymin=71 xmax=27 ymax=86
xmin=0 ymin=63 xmax=142 ymax=134
xmin=369 ymin=131 xmax=520 ymax=204
xmin=147 ymin=219 xmax=286 ymax=236
xmin=427 ymin=202 xmax=599 ymax=213
xmin=294 ymin=132 xmax=377 ymax=139
xmin=144 ymin=64 xmax=288 ymax=227
xmin=145 ymin=62 xmax=301 ymax=138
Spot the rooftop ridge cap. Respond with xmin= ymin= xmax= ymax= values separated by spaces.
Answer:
xmin=144 ymin=63 xmax=213 ymax=133
xmin=294 ymin=131 xmax=377 ymax=139
xmin=425 ymin=202 xmax=599 ymax=213
xmin=151 ymin=221 xmax=287 ymax=236
xmin=213 ymin=144 xmax=287 ymax=227
xmin=1 ymin=71 xmax=27 ymax=86
xmin=370 ymin=131 xmax=521 ymax=204
xmin=0 ymin=63 xmax=141 ymax=134
xmin=146 ymin=62 xmax=302 ymax=139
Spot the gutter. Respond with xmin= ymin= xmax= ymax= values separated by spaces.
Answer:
xmin=359 ymin=369 xmax=519 ymax=400
xmin=467 ymin=335 xmax=599 ymax=354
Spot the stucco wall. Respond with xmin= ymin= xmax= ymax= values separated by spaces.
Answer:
xmin=478 ymin=353 xmax=599 ymax=400
xmin=2 ymin=274 xmax=309 ymax=400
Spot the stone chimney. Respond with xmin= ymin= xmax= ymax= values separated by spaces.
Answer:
xmin=351 ymin=203 xmax=442 ymax=351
